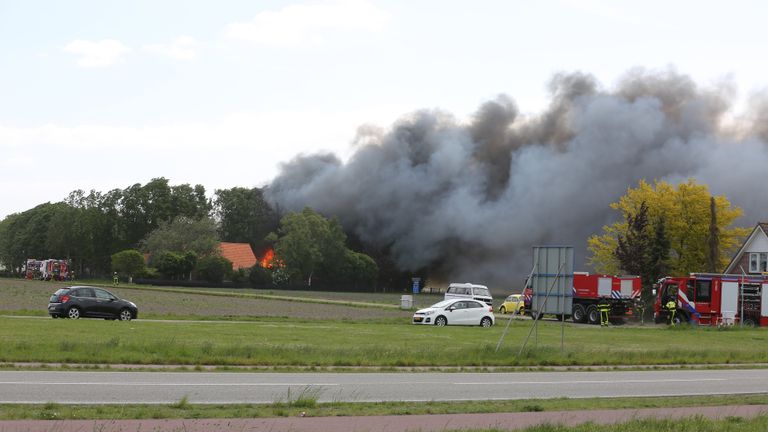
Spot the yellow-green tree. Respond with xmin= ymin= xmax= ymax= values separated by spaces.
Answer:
xmin=588 ymin=179 xmax=748 ymax=276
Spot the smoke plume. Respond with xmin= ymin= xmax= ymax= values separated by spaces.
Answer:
xmin=266 ymin=68 xmax=768 ymax=288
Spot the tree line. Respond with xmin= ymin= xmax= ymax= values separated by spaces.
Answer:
xmin=0 ymin=177 xmax=380 ymax=289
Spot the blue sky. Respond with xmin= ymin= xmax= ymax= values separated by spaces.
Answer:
xmin=1 ymin=0 xmax=766 ymax=218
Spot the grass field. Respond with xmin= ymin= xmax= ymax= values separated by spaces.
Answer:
xmin=0 ymin=278 xmax=420 ymax=321
xmin=2 ymin=278 xmax=768 ymax=367
xmin=2 ymin=394 xmax=766 ymax=420
xmin=2 ymin=313 xmax=768 ymax=366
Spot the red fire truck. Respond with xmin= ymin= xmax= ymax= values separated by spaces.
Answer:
xmin=570 ymin=272 xmax=641 ymax=324
xmin=523 ymin=273 xmax=641 ymax=324
xmin=654 ymin=273 xmax=768 ymax=326
xmin=24 ymin=258 xmax=70 ymax=281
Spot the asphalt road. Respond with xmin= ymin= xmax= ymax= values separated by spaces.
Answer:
xmin=1 ymin=369 xmax=767 ymax=404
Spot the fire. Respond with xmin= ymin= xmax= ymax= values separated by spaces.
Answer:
xmin=259 ymin=248 xmax=275 ymax=268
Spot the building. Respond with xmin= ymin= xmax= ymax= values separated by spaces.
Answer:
xmin=218 ymin=242 xmax=257 ymax=270
xmin=724 ymin=222 xmax=768 ymax=275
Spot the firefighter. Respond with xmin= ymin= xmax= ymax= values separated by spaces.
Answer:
xmin=113 ymin=272 xmax=119 ymax=286
xmin=665 ymin=299 xmax=677 ymax=326
xmin=598 ymin=298 xmax=610 ymax=327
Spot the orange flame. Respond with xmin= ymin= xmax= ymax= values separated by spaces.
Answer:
xmin=260 ymin=248 xmax=275 ymax=268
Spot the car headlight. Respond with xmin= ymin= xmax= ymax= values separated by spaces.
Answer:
xmin=423 ymin=310 xmax=435 ymax=315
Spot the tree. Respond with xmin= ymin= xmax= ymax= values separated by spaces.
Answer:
xmin=649 ymin=216 xmax=671 ymax=281
xmin=615 ymin=201 xmax=650 ymax=278
xmin=153 ymin=251 xmax=186 ymax=280
xmin=214 ymin=187 xmax=277 ymax=254
xmin=707 ymin=196 xmax=720 ymax=273
xmin=196 ymin=255 xmax=232 ymax=283
xmin=270 ymin=207 xmax=378 ymax=287
xmin=588 ymin=179 xmax=749 ymax=276
xmin=111 ymin=250 xmax=146 ymax=280
xmin=271 ymin=208 xmax=347 ymax=285
xmin=141 ymin=217 xmax=219 ymax=258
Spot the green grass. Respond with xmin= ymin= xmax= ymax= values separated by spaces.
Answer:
xmin=467 ymin=416 xmax=768 ymax=432
xmin=1 ymin=394 xmax=766 ymax=420
xmin=0 ymin=278 xmax=415 ymax=321
xmin=1 ymin=315 xmax=768 ymax=367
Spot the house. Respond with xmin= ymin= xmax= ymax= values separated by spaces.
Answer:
xmin=724 ymin=222 xmax=768 ymax=275
xmin=218 ymin=242 xmax=257 ymax=270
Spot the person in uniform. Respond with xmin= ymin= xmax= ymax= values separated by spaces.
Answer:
xmin=598 ymin=298 xmax=610 ymax=327
xmin=113 ymin=272 xmax=119 ymax=286
xmin=665 ymin=298 xmax=677 ymax=325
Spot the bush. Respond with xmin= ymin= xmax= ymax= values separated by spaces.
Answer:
xmin=249 ymin=264 xmax=272 ymax=287
xmin=111 ymin=249 xmax=146 ymax=278
xmin=230 ymin=268 xmax=248 ymax=283
xmin=136 ymin=267 xmax=160 ymax=279
xmin=195 ymin=255 xmax=232 ymax=283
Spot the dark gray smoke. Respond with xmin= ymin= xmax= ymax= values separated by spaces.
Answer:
xmin=266 ymin=68 xmax=768 ymax=289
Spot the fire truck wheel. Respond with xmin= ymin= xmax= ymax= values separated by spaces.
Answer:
xmin=742 ymin=317 xmax=757 ymax=327
xmin=586 ymin=305 xmax=599 ymax=325
xmin=572 ymin=304 xmax=587 ymax=323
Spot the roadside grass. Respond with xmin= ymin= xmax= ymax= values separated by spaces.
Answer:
xmin=465 ymin=415 xmax=768 ymax=432
xmin=1 ymin=316 xmax=767 ymax=366
xmin=2 ymin=394 xmax=766 ymax=420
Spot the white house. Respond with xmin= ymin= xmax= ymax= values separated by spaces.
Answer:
xmin=724 ymin=222 xmax=768 ymax=275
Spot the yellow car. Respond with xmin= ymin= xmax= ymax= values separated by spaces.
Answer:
xmin=499 ymin=294 xmax=525 ymax=315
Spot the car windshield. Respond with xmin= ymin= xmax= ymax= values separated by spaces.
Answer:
xmin=430 ymin=299 xmax=456 ymax=308
xmin=474 ymin=287 xmax=490 ymax=297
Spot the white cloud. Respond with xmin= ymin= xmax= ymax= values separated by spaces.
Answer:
xmin=223 ymin=0 xmax=389 ymax=47
xmin=0 ymin=105 xmax=405 ymax=219
xmin=144 ymin=36 xmax=199 ymax=60
xmin=63 ymin=39 xmax=130 ymax=67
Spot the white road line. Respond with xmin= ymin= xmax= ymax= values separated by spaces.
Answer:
xmin=0 ymin=382 xmax=339 ymax=386
xmin=455 ymin=378 xmax=727 ymax=385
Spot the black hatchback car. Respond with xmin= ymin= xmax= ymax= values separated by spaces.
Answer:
xmin=48 ymin=286 xmax=138 ymax=321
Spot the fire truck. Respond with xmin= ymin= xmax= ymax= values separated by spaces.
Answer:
xmin=523 ymin=273 xmax=641 ymax=324
xmin=24 ymin=258 xmax=70 ymax=281
xmin=654 ymin=273 xmax=768 ymax=326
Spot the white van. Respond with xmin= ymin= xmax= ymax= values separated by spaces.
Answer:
xmin=444 ymin=283 xmax=493 ymax=306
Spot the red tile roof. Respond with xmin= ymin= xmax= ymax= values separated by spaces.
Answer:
xmin=218 ymin=242 xmax=257 ymax=270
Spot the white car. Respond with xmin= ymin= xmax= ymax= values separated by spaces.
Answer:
xmin=412 ymin=299 xmax=495 ymax=327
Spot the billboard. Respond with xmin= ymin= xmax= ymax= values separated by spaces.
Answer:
xmin=530 ymin=246 xmax=573 ymax=316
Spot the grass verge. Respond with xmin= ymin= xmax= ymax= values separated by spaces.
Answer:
xmin=2 ymin=393 xmax=766 ymax=420
xmin=472 ymin=416 xmax=768 ymax=432
xmin=1 ymin=316 xmax=767 ymax=367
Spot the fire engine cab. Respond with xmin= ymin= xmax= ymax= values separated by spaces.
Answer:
xmin=654 ymin=273 xmax=768 ymax=326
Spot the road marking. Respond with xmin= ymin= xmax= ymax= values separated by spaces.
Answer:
xmin=0 ymin=382 xmax=339 ymax=386
xmin=455 ymin=378 xmax=727 ymax=385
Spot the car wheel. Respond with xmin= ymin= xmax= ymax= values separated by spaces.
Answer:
xmin=118 ymin=309 xmax=133 ymax=321
xmin=572 ymin=304 xmax=587 ymax=323
xmin=435 ymin=316 xmax=447 ymax=327
xmin=480 ymin=317 xmax=493 ymax=328
xmin=499 ymin=306 xmax=507 ymax=314
xmin=586 ymin=305 xmax=599 ymax=325
xmin=518 ymin=306 xmax=525 ymax=315
xmin=67 ymin=307 xmax=81 ymax=319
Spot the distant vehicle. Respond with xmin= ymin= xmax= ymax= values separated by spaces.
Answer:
xmin=444 ymin=282 xmax=493 ymax=306
xmin=412 ymin=298 xmax=495 ymax=327
xmin=48 ymin=286 xmax=138 ymax=321
xmin=499 ymin=294 xmax=525 ymax=314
